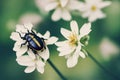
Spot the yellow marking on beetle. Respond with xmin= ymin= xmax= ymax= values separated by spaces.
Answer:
xmin=29 ymin=35 xmax=41 ymax=47
xmin=29 ymin=35 xmax=34 ymax=39
xmin=33 ymin=38 xmax=41 ymax=47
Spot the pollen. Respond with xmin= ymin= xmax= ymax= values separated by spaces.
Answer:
xmin=91 ymin=5 xmax=97 ymax=11
xmin=68 ymin=33 xmax=78 ymax=46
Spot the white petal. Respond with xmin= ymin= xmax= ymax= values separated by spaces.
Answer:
xmin=43 ymin=31 xmax=50 ymax=39
xmin=45 ymin=2 xmax=58 ymax=11
xmin=46 ymin=36 xmax=58 ymax=45
xmin=96 ymin=10 xmax=106 ymax=19
xmin=38 ymin=47 xmax=49 ymax=61
xmin=16 ymin=45 xmax=27 ymax=57
xmin=98 ymin=1 xmax=111 ymax=9
xmin=80 ymin=23 xmax=91 ymax=38
xmin=16 ymin=24 xmax=27 ymax=33
xmin=61 ymin=9 xmax=71 ymax=21
xmin=70 ymin=20 xmax=79 ymax=35
xmin=28 ymin=49 xmax=36 ymax=60
xmin=16 ymin=52 xmax=23 ymax=57
xmin=79 ymin=51 xmax=86 ymax=58
xmin=24 ymin=66 xmax=35 ymax=73
xmin=16 ymin=55 xmax=35 ymax=66
xmin=66 ymin=52 xmax=79 ymax=68
xmin=37 ymin=66 xmax=44 ymax=74
xmin=60 ymin=0 xmax=68 ymax=7
xmin=36 ymin=60 xmax=45 ymax=73
xmin=55 ymin=41 xmax=67 ymax=47
xmin=24 ymin=23 xmax=33 ymax=31
xmin=69 ymin=0 xmax=84 ymax=10
xmin=58 ymin=47 xmax=75 ymax=56
xmin=82 ymin=11 xmax=91 ymax=18
xmin=52 ymin=8 xmax=62 ymax=21
xmin=75 ymin=45 xmax=81 ymax=54
xmin=56 ymin=41 xmax=76 ymax=56
xmin=10 ymin=32 xmax=21 ymax=41
xmin=13 ymin=42 xmax=21 ymax=51
xmin=61 ymin=28 xmax=71 ymax=39
xmin=88 ymin=15 xmax=97 ymax=22
xmin=37 ymin=33 xmax=43 ymax=38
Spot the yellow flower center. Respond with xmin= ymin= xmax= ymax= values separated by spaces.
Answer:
xmin=91 ymin=5 xmax=97 ymax=11
xmin=57 ymin=0 xmax=68 ymax=8
xmin=68 ymin=33 xmax=78 ymax=46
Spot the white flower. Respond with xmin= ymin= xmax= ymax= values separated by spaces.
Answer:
xmin=81 ymin=0 xmax=111 ymax=22
xmin=10 ymin=23 xmax=58 ymax=73
xmin=10 ymin=23 xmax=58 ymax=57
xmin=10 ymin=23 xmax=33 ymax=57
xmin=45 ymin=0 xmax=83 ymax=21
xmin=19 ymin=13 xmax=42 ymax=25
xmin=35 ymin=0 xmax=52 ymax=13
xmin=55 ymin=20 xmax=91 ymax=68
xmin=16 ymin=49 xmax=46 ymax=73
xmin=99 ymin=38 xmax=120 ymax=60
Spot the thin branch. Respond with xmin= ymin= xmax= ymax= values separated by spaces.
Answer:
xmin=86 ymin=50 xmax=120 ymax=80
xmin=47 ymin=59 xmax=67 ymax=80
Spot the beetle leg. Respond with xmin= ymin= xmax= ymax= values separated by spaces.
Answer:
xmin=31 ymin=30 xmax=36 ymax=34
xmin=17 ymin=32 xmax=25 ymax=40
xmin=20 ymin=41 xmax=27 ymax=48
xmin=41 ymin=38 xmax=46 ymax=49
xmin=31 ymin=49 xmax=37 ymax=54
xmin=41 ymin=37 xmax=47 ymax=40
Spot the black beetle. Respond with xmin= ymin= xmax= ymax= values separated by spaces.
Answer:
xmin=17 ymin=30 xmax=46 ymax=54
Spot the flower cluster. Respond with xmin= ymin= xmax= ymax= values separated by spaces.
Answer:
xmin=10 ymin=23 xmax=58 ymax=73
xmin=35 ymin=0 xmax=111 ymax=22
xmin=45 ymin=0 xmax=83 ymax=21
xmin=10 ymin=0 xmax=112 ymax=76
xmin=55 ymin=20 xmax=91 ymax=67
xmin=81 ymin=0 xmax=111 ymax=22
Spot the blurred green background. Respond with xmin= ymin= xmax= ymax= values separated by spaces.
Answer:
xmin=0 ymin=0 xmax=120 ymax=80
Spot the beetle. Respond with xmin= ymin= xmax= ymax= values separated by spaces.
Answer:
xmin=17 ymin=30 xmax=46 ymax=54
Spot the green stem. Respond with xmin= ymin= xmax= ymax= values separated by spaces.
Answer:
xmin=47 ymin=59 xmax=67 ymax=80
xmin=86 ymin=50 xmax=120 ymax=80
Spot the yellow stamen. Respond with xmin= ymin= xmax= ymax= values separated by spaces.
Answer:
xmin=91 ymin=5 xmax=97 ymax=11
xmin=68 ymin=33 xmax=77 ymax=46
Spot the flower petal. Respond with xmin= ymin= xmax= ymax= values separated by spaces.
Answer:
xmin=24 ymin=23 xmax=33 ymax=31
xmin=98 ymin=1 xmax=111 ymax=9
xmin=16 ymin=55 xmax=35 ymax=66
xmin=45 ymin=2 xmax=58 ymax=11
xmin=28 ymin=49 xmax=36 ymax=60
xmin=61 ymin=9 xmax=71 ymax=21
xmin=36 ymin=60 xmax=45 ymax=73
xmin=96 ymin=10 xmax=106 ymax=19
xmin=79 ymin=51 xmax=86 ymax=58
xmin=10 ymin=32 xmax=21 ymax=41
xmin=52 ymin=8 xmax=62 ymax=21
xmin=66 ymin=52 xmax=79 ymax=68
xmin=55 ymin=41 xmax=67 ymax=47
xmin=16 ymin=24 xmax=27 ymax=33
xmin=24 ymin=66 xmax=35 ymax=73
xmin=38 ymin=47 xmax=49 ymax=61
xmin=61 ymin=28 xmax=71 ymax=39
xmin=16 ymin=45 xmax=27 ymax=57
xmin=43 ymin=31 xmax=50 ymax=39
xmin=80 ymin=23 xmax=91 ymax=38
xmin=70 ymin=20 xmax=79 ymax=35
xmin=46 ymin=36 xmax=58 ymax=45
xmin=13 ymin=42 xmax=21 ymax=51
xmin=58 ymin=46 xmax=75 ymax=56
xmin=69 ymin=0 xmax=84 ymax=10
xmin=88 ymin=15 xmax=97 ymax=22
xmin=56 ymin=42 xmax=76 ymax=56
xmin=60 ymin=0 xmax=68 ymax=7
